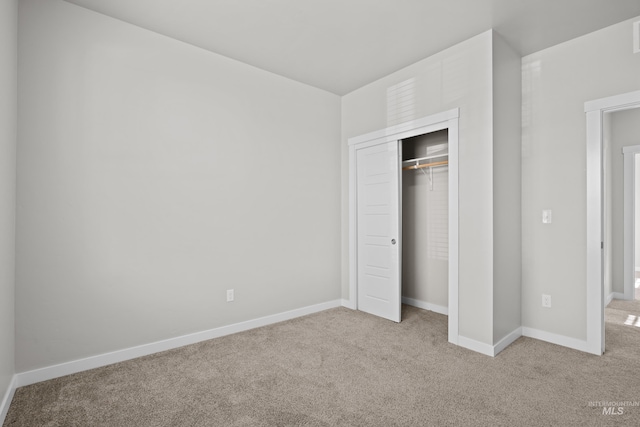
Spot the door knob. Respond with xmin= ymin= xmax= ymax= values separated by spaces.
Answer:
xmin=391 ymin=239 xmax=396 ymax=245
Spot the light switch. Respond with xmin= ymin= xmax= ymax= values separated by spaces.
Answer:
xmin=542 ymin=210 xmax=552 ymax=224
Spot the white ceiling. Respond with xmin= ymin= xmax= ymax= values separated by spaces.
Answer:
xmin=64 ymin=0 xmax=640 ymax=95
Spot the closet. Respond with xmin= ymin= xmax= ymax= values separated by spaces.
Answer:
xmin=401 ymin=130 xmax=449 ymax=315
xmin=348 ymin=108 xmax=459 ymax=343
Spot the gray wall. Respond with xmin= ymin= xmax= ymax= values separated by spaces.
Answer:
xmin=609 ymin=108 xmax=640 ymax=295
xmin=492 ymin=33 xmax=522 ymax=344
xmin=522 ymin=17 xmax=640 ymax=340
xmin=11 ymin=1 xmax=640 ymax=379
xmin=16 ymin=0 xmax=342 ymax=372
xmin=0 ymin=0 xmax=18 ymax=406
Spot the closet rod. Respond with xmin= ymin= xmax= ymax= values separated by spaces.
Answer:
xmin=402 ymin=160 xmax=448 ymax=171
xmin=401 ymin=152 xmax=448 ymax=166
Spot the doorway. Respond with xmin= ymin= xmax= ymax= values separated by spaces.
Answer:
xmin=603 ymin=110 xmax=640 ymax=305
xmin=585 ymin=89 xmax=640 ymax=355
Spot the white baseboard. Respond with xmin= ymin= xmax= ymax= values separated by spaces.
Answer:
xmin=16 ymin=299 xmax=342 ymax=388
xmin=521 ymin=327 xmax=588 ymax=353
xmin=456 ymin=326 xmax=522 ymax=357
xmin=457 ymin=335 xmax=495 ymax=357
xmin=402 ymin=297 xmax=519 ymax=356
xmin=493 ymin=327 xmax=523 ymax=356
xmin=0 ymin=375 xmax=17 ymax=426
xmin=341 ymin=298 xmax=355 ymax=309
xmin=401 ymin=297 xmax=448 ymax=315
xmin=605 ymin=292 xmax=625 ymax=306
xmin=605 ymin=292 xmax=613 ymax=307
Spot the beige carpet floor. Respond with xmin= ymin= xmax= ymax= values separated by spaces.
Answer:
xmin=4 ymin=302 xmax=640 ymax=426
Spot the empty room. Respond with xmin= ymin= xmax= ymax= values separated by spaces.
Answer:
xmin=2 ymin=0 xmax=640 ymax=425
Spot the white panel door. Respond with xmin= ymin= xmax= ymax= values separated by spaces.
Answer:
xmin=356 ymin=141 xmax=401 ymax=322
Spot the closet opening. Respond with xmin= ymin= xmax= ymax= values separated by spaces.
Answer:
xmin=401 ymin=130 xmax=449 ymax=318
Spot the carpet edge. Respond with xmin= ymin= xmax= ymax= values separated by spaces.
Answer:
xmin=15 ymin=299 xmax=343 ymax=388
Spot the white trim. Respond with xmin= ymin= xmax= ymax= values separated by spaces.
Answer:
xmin=15 ymin=300 xmax=342 ymax=388
xmin=447 ymin=118 xmax=459 ymax=345
xmin=586 ymin=90 xmax=640 ymax=356
xmin=347 ymin=109 xmax=459 ymax=146
xmin=402 ymin=298 xmax=521 ymax=356
xmin=457 ymin=328 xmax=522 ymax=358
xmin=606 ymin=292 xmax=625 ymax=306
xmin=634 ymin=21 xmax=639 ymax=54
xmin=622 ymin=145 xmax=640 ymax=154
xmin=341 ymin=298 xmax=355 ymax=309
xmin=522 ymin=327 xmax=588 ymax=353
xmin=586 ymin=109 xmax=604 ymax=355
xmin=623 ymin=146 xmax=640 ymax=300
xmin=605 ymin=292 xmax=621 ymax=307
xmin=457 ymin=336 xmax=494 ymax=357
xmin=348 ymin=142 xmax=358 ymax=316
xmin=348 ymin=109 xmax=460 ymax=347
xmin=584 ymin=90 xmax=640 ymax=114
xmin=0 ymin=375 xmax=17 ymax=425
xmin=493 ymin=328 xmax=523 ymax=356
xmin=347 ymin=122 xmax=451 ymax=152
xmin=402 ymin=297 xmax=448 ymax=315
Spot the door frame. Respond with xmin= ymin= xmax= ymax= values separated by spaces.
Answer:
xmin=348 ymin=108 xmax=460 ymax=344
xmin=623 ymin=145 xmax=640 ymax=301
xmin=585 ymin=90 xmax=640 ymax=355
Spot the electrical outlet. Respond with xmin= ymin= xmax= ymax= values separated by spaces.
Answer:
xmin=542 ymin=294 xmax=551 ymax=308
xmin=226 ymin=289 xmax=234 ymax=302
